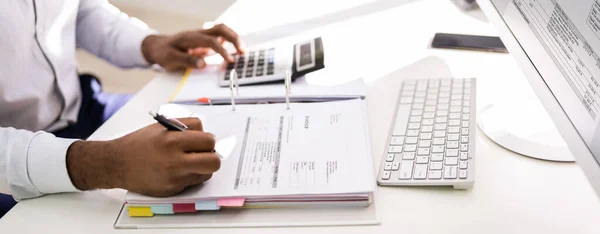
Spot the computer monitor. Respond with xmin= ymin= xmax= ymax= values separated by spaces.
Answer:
xmin=480 ymin=0 xmax=600 ymax=196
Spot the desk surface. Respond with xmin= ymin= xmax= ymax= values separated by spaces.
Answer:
xmin=2 ymin=0 xmax=600 ymax=233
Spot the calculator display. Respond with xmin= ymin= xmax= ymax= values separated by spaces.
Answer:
xmin=299 ymin=43 xmax=313 ymax=67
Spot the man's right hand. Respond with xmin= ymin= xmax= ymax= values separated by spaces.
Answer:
xmin=65 ymin=118 xmax=221 ymax=197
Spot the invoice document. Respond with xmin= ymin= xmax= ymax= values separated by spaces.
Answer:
xmin=126 ymin=99 xmax=375 ymax=203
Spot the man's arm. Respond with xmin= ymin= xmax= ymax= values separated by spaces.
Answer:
xmin=0 ymin=118 xmax=220 ymax=200
xmin=76 ymin=0 xmax=156 ymax=68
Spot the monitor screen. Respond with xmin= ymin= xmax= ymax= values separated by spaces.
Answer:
xmin=491 ymin=0 xmax=600 ymax=162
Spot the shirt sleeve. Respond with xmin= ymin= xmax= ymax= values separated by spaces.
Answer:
xmin=76 ymin=0 xmax=158 ymax=68
xmin=0 ymin=128 xmax=80 ymax=201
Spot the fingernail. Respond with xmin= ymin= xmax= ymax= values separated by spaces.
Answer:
xmin=196 ymin=59 xmax=206 ymax=68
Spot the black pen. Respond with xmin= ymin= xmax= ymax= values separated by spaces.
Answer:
xmin=149 ymin=112 xmax=223 ymax=158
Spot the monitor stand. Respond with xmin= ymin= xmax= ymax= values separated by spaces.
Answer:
xmin=477 ymin=98 xmax=574 ymax=162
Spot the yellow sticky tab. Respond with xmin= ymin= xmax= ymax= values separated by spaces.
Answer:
xmin=128 ymin=207 xmax=154 ymax=217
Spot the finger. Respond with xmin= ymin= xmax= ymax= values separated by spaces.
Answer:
xmin=203 ymin=24 xmax=245 ymax=54
xmin=174 ymin=131 xmax=215 ymax=152
xmin=175 ymin=117 xmax=203 ymax=131
xmin=179 ymin=174 xmax=213 ymax=187
xmin=188 ymin=47 xmax=212 ymax=56
xmin=183 ymin=152 xmax=221 ymax=174
xmin=169 ymin=50 xmax=206 ymax=69
xmin=177 ymin=33 xmax=233 ymax=62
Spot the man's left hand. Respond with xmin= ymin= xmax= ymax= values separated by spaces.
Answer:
xmin=141 ymin=24 xmax=244 ymax=72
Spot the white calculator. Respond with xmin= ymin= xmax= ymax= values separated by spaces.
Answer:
xmin=217 ymin=37 xmax=325 ymax=87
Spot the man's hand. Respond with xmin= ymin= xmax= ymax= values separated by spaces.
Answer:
xmin=66 ymin=118 xmax=221 ymax=197
xmin=141 ymin=24 xmax=244 ymax=72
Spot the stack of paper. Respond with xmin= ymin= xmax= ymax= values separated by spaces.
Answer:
xmin=169 ymin=67 xmax=366 ymax=104
xmin=124 ymin=99 xmax=375 ymax=217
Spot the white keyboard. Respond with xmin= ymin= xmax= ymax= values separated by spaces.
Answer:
xmin=377 ymin=78 xmax=476 ymax=190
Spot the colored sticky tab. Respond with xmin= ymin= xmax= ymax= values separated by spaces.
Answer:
xmin=217 ymin=198 xmax=246 ymax=207
xmin=173 ymin=203 xmax=196 ymax=213
xmin=151 ymin=204 xmax=174 ymax=214
xmin=195 ymin=200 xmax=220 ymax=210
xmin=128 ymin=207 xmax=154 ymax=217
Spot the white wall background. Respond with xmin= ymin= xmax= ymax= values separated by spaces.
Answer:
xmin=109 ymin=0 xmax=236 ymax=21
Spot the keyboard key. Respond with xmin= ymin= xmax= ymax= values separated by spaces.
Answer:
xmin=436 ymin=110 xmax=448 ymax=116
xmin=432 ymin=145 xmax=445 ymax=153
xmin=384 ymin=162 xmax=393 ymax=170
xmin=423 ymin=112 xmax=435 ymax=119
xmin=461 ymin=144 xmax=469 ymax=152
xmin=429 ymin=161 xmax=443 ymax=170
xmin=392 ymin=105 xmax=410 ymax=136
xmin=402 ymin=152 xmax=416 ymax=160
xmin=427 ymin=94 xmax=438 ymax=100
xmin=267 ymin=68 xmax=274 ymax=75
xmin=448 ymin=127 xmax=460 ymax=133
xmin=463 ymin=107 xmax=470 ymax=113
xmin=450 ymin=100 xmax=462 ymax=106
xmin=447 ymin=141 xmax=459 ymax=149
xmin=392 ymin=162 xmax=401 ymax=170
xmin=398 ymin=161 xmax=414 ymax=179
xmin=462 ymin=114 xmax=470 ymax=120
xmin=400 ymin=97 xmax=413 ymax=104
xmin=459 ymin=161 xmax=468 ymax=169
xmin=414 ymin=98 xmax=425 ymax=103
xmin=422 ymin=119 xmax=434 ymax=126
xmin=449 ymin=113 xmax=461 ymax=119
xmin=407 ymin=130 xmax=420 ymax=137
xmin=386 ymin=154 xmax=395 ymax=162
xmin=428 ymin=170 xmax=442 ymax=179
xmin=461 ymin=136 xmax=469 ymax=143
xmin=450 ymin=106 xmax=462 ymax=113
xmin=438 ymin=98 xmax=450 ymax=104
xmin=462 ymin=121 xmax=470 ymax=128
xmin=414 ymin=164 xmax=428 ymax=179
xmin=451 ymin=94 xmax=462 ymax=100
xmin=420 ymin=133 xmax=433 ymax=140
xmin=431 ymin=153 xmax=444 ymax=162
xmin=424 ymin=106 xmax=436 ymax=112
xmin=408 ymin=123 xmax=421 ymax=130
xmin=405 ymin=137 xmax=418 ymax=144
xmin=389 ymin=146 xmax=403 ymax=153
xmin=416 ymin=156 xmax=429 ymax=164
xmin=444 ymin=166 xmax=458 ymax=179
xmin=463 ymin=95 xmax=471 ymax=101
xmin=434 ymin=124 xmax=447 ymax=130
xmin=425 ymin=100 xmax=437 ymax=106
xmin=446 ymin=149 xmax=459 ymax=157
xmin=419 ymin=140 xmax=431 ymax=148
xmin=414 ymin=91 xmax=426 ymax=97
xmin=411 ymin=109 xmax=423 ymax=116
xmin=421 ymin=126 xmax=433 ymax=133
xmin=382 ymin=171 xmax=391 ymax=180
xmin=461 ymin=128 xmax=469 ymax=135
xmin=449 ymin=120 xmax=460 ymax=126
xmin=402 ymin=90 xmax=415 ymax=97
xmin=464 ymin=101 xmax=471 ymax=107
xmin=417 ymin=148 xmax=430 ymax=156
xmin=413 ymin=104 xmax=425 ymax=110
xmin=391 ymin=136 xmax=405 ymax=145
xmin=403 ymin=84 xmax=416 ymax=91
xmin=459 ymin=170 xmax=468 ymax=179
xmin=429 ymin=79 xmax=440 ymax=87
xmin=441 ymin=80 xmax=452 ymax=86
xmin=460 ymin=152 xmax=469 ymax=161
xmin=434 ymin=131 xmax=446 ymax=138
xmin=433 ymin=138 xmax=446 ymax=145
xmin=410 ymin=116 xmax=422 ymax=123
xmin=448 ymin=134 xmax=460 ymax=141
xmin=440 ymin=86 xmax=451 ymax=92
xmin=439 ymin=92 xmax=450 ymax=98
xmin=437 ymin=104 xmax=449 ymax=110
xmin=435 ymin=117 xmax=448 ymax=123
xmin=404 ymin=145 xmax=417 ymax=152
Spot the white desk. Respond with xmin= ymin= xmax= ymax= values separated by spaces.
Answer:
xmin=2 ymin=0 xmax=600 ymax=233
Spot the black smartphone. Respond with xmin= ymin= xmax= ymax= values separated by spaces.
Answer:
xmin=431 ymin=33 xmax=508 ymax=53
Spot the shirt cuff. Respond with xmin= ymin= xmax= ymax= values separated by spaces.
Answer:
xmin=122 ymin=19 xmax=159 ymax=67
xmin=27 ymin=133 xmax=80 ymax=194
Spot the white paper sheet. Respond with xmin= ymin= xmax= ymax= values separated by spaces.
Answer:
xmin=126 ymin=99 xmax=375 ymax=203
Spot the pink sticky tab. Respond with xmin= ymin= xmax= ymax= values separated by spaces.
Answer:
xmin=217 ymin=198 xmax=246 ymax=207
xmin=173 ymin=203 xmax=196 ymax=213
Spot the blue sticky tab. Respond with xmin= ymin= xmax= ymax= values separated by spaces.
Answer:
xmin=195 ymin=200 xmax=220 ymax=210
xmin=151 ymin=204 xmax=174 ymax=214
